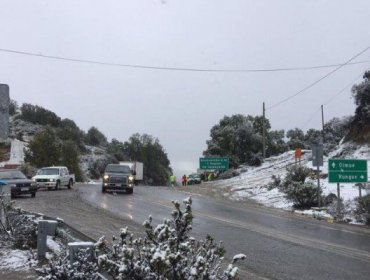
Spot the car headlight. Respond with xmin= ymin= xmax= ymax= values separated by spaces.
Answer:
xmin=31 ymin=183 xmax=37 ymax=187
xmin=128 ymin=176 xmax=134 ymax=181
xmin=8 ymin=184 xmax=16 ymax=188
xmin=49 ymin=178 xmax=55 ymax=182
xmin=32 ymin=177 xmax=36 ymax=182
xmin=103 ymin=175 xmax=109 ymax=180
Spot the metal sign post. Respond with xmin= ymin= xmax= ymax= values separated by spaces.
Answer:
xmin=328 ymin=159 xmax=368 ymax=218
xmin=312 ymin=145 xmax=324 ymax=208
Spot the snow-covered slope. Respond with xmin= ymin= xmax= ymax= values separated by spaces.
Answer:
xmin=213 ymin=150 xmax=310 ymax=209
xmin=213 ymin=143 xmax=370 ymax=219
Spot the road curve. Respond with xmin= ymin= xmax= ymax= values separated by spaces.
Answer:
xmin=79 ymin=184 xmax=370 ymax=280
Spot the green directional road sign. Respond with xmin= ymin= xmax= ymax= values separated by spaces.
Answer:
xmin=199 ymin=157 xmax=229 ymax=170
xmin=328 ymin=159 xmax=368 ymax=183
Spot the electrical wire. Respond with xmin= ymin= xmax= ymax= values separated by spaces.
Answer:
xmin=0 ymin=47 xmax=369 ymax=73
xmin=266 ymin=45 xmax=370 ymax=110
xmin=300 ymin=69 xmax=368 ymax=129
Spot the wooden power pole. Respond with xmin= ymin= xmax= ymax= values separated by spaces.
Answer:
xmin=262 ymin=102 xmax=266 ymax=158
xmin=321 ymin=105 xmax=325 ymax=143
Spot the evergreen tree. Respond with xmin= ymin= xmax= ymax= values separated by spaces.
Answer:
xmin=60 ymin=140 xmax=83 ymax=181
xmin=57 ymin=118 xmax=85 ymax=151
xmin=123 ymin=133 xmax=171 ymax=185
xmin=85 ymin=126 xmax=108 ymax=147
xmin=286 ymin=128 xmax=305 ymax=149
xmin=348 ymin=70 xmax=370 ymax=142
xmin=20 ymin=103 xmax=61 ymax=127
xmin=204 ymin=114 xmax=264 ymax=167
xmin=24 ymin=127 xmax=61 ymax=167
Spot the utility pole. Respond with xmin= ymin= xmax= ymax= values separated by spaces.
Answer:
xmin=321 ymin=105 xmax=325 ymax=143
xmin=262 ymin=102 xmax=266 ymax=158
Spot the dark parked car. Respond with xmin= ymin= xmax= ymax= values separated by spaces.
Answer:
xmin=0 ymin=169 xmax=37 ymax=198
xmin=187 ymin=173 xmax=202 ymax=185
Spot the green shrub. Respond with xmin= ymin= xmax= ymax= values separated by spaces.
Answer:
xmin=284 ymin=182 xmax=322 ymax=209
xmin=285 ymin=165 xmax=311 ymax=184
xmin=267 ymin=175 xmax=282 ymax=190
xmin=85 ymin=126 xmax=108 ymax=147
xmin=20 ymin=103 xmax=61 ymax=127
xmin=268 ymin=164 xmax=321 ymax=208
xmin=356 ymin=194 xmax=370 ymax=224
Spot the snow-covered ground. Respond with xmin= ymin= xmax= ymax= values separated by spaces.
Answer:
xmin=213 ymin=143 xmax=370 ymax=222
xmin=0 ymin=249 xmax=35 ymax=271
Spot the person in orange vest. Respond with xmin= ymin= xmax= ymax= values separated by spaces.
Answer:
xmin=182 ymin=174 xmax=187 ymax=186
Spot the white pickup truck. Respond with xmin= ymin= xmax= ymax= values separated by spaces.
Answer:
xmin=32 ymin=166 xmax=75 ymax=190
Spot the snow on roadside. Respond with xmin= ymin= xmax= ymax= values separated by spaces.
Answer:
xmin=47 ymin=236 xmax=61 ymax=253
xmin=214 ymin=150 xmax=310 ymax=208
xmin=213 ymin=143 xmax=370 ymax=222
xmin=0 ymin=249 xmax=35 ymax=271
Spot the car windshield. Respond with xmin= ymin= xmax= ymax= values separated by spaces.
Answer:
xmin=105 ymin=164 xmax=131 ymax=174
xmin=0 ymin=170 xmax=27 ymax=180
xmin=189 ymin=174 xmax=200 ymax=179
xmin=37 ymin=168 xmax=60 ymax=175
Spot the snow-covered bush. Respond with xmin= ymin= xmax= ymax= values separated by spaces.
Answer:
xmin=38 ymin=246 xmax=100 ymax=280
xmin=9 ymin=208 xmax=38 ymax=249
xmin=284 ymin=165 xmax=311 ymax=186
xmin=267 ymin=175 xmax=282 ymax=191
xmin=326 ymin=198 xmax=358 ymax=222
xmin=97 ymin=197 xmax=245 ymax=279
xmin=283 ymin=182 xmax=321 ymax=209
xmin=355 ymin=194 xmax=370 ymax=224
xmin=268 ymin=165 xmax=321 ymax=208
xmin=38 ymin=197 xmax=245 ymax=279
xmin=0 ymin=194 xmax=37 ymax=249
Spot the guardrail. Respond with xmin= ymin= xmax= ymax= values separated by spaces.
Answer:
xmin=30 ymin=211 xmax=111 ymax=280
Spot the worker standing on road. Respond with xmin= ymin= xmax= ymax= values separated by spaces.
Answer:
xmin=182 ymin=174 xmax=187 ymax=186
xmin=208 ymin=172 xmax=214 ymax=181
xmin=170 ymin=174 xmax=176 ymax=187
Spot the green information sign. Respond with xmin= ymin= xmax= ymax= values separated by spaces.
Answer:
xmin=199 ymin=157 xmax=229 ymax=170
xmin=328 ymin=159 xmax=368 ymax=183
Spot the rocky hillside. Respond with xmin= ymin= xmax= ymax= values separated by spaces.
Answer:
xmin=4 ymin=103 xmax=172 ymax=185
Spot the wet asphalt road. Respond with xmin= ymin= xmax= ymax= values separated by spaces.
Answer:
xmin=79 ymin=184 xmax=370 ymax=280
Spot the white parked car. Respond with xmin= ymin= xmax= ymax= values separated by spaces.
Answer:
xmin=32 ymin=166 xmax=75 ymax=190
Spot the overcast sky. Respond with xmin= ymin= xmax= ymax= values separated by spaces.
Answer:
xmin=1 ymin=0 xmax=369 ymax=178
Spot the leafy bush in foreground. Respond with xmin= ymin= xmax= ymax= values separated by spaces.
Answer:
xmin=97 ymin=197 xmax=245 ymax=279
xmin=0 ymin=195 xmax=38 ymax=249
xmin=39 ymin=197 xmax=245 ymax=280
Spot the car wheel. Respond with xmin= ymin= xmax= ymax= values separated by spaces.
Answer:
xmin=127 ymin=188 xmax=133 ymax=194
xmin=31 ymin=192 xmax=36 ymax=198
xmin=55 ymin=181 xmax=60 ymax=191
xmin=68 ymin=179 xmax=73 ymax=189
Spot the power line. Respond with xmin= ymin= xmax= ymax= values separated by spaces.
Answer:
xmin=322 ymin=71 xmax=367 ymax=106
xmin=301 ymin=69 xmax=367 ymax=129
xmin=0 ymin=47 xmax=370 ymax=73
xmin=302 ymin=107 xmax=322 ymax=130
xmin=267 ymin=45 xmax=370 ymax=110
